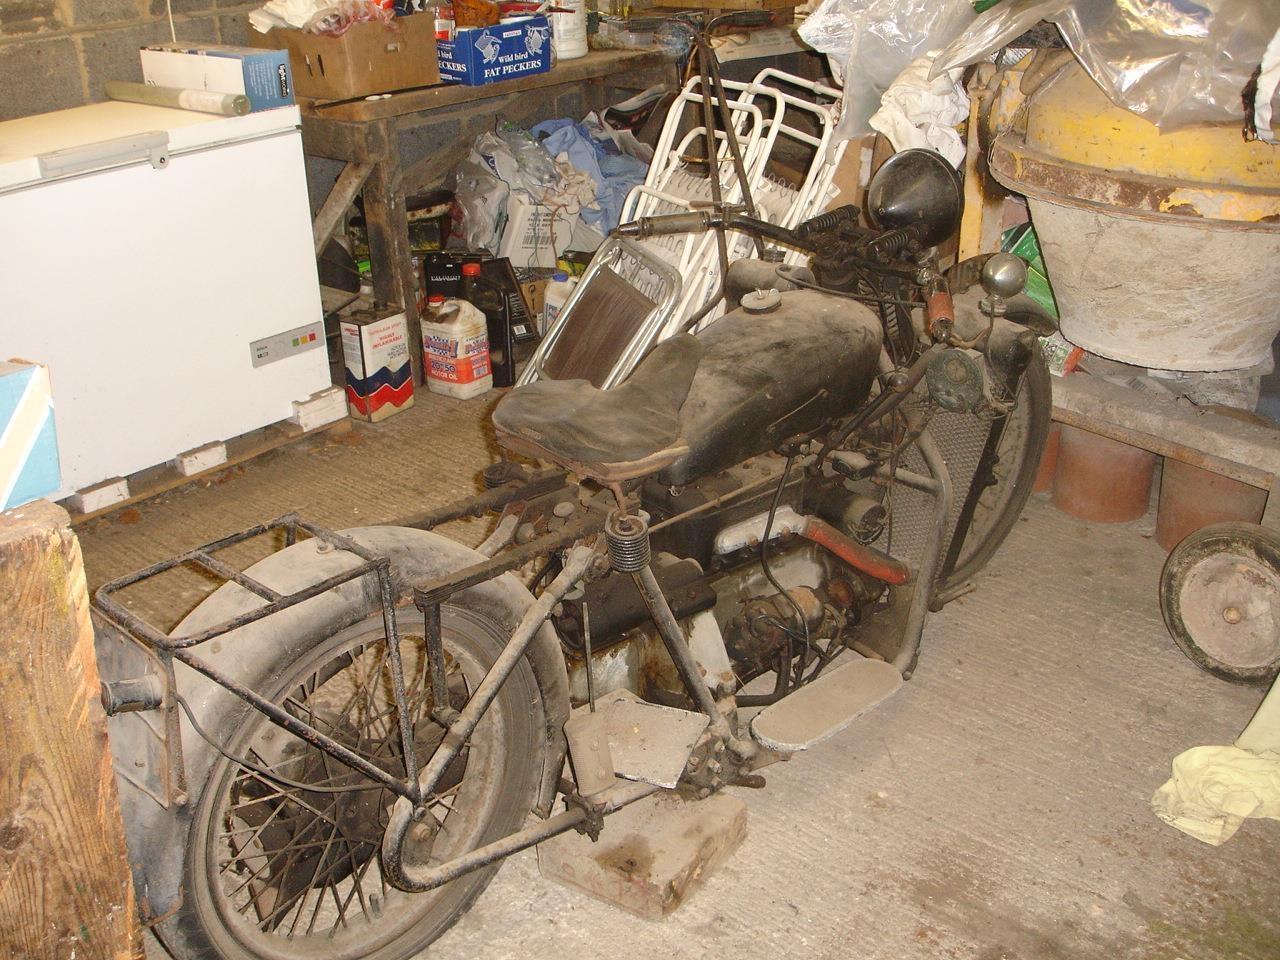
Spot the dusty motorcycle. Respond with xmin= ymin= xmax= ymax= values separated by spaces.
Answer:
xmin=92 ymin=151 xmax=1051 ymax=960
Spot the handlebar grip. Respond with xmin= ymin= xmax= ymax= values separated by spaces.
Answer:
xmin=616 ymin=212 xmax=712 ymax=239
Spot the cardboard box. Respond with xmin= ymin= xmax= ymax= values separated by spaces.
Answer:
xmin=253 ymin=14 xmax=439 ymax=101
xmin=499 ymin=192 xmax=577 ymax=269
xmin=438 ymin=15 xmax=552 ymax=86
xmin=340 ymin=310 xmax=415 ymax=422
xmin=519 ymin=274 xmax=548 ymax=323
xmin=0 ymin=360 xmax=60 ymax=512
xmin=1002 ymin=223 xmax=1060 ymax=319
xmin=141 ymin=43 xmax=293 ymax=112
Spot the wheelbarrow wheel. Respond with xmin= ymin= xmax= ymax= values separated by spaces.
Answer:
xmin=1160 ymin=521 xmax=1280 ymax=686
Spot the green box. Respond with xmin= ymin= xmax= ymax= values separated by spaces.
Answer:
xmin=1001 ymin=222 xmax=1059 ymax=319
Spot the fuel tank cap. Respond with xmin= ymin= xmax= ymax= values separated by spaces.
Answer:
xmin=740 ymin=288 xmax=782 ymax=313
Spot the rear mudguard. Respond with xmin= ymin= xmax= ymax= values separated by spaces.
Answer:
xmin=109 ymin=525 xmax=570 ymax=923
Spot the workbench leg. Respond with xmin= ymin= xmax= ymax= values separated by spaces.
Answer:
xmin=0 ymin=501 xmax=143 ymax=960
xmin=363 ymin=120 xmax=424 ymax=384
xmin=586 ymin=76 xmax=607 ymax=115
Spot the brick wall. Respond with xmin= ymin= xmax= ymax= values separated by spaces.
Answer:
xmin=0 ymin=0 xmax=258 ymax=121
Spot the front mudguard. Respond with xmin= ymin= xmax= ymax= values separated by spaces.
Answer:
xmin=104 ymin=525 xmax=570 ymax=924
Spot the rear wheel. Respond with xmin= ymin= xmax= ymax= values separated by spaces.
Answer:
xmin=171 ymin=605 xmax=542 ymax=960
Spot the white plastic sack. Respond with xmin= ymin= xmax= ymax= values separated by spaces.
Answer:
xmin=797 ymin=0 xmax=975 ymax=141
xmin=868 ymin=56 xmax=968 ymax=167
xmin=451 ymin=156 xmax=508 ymax=253
xmin=933 ymin=0 xmax=1280 ymax=130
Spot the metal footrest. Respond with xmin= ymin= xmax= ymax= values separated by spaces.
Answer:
xmin=750 ymin=658 xmax=903 ymax=753
xmin=598 ymin=688 xmax=709 ymax=789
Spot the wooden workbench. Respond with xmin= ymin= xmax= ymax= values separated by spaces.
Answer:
xmin=300 ymin=49 xmax=677 ymax=383
xmin=1051 ymin=373 xmax=1280 ymax=529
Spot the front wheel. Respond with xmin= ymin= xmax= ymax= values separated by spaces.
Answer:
xmin=935 ymin=336 xmax=1052 ymax=595
xmin=167 ymin=604 xmax=543 ymax=960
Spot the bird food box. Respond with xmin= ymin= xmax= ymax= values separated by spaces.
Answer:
xmin=437 ymin=15 xmax=552 ymax=86
xmin=340 ymin=309 xmax=415 ymax=422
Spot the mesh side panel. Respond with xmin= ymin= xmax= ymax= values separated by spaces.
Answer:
xmin=871 ymin=410 xmax=990 ymax=572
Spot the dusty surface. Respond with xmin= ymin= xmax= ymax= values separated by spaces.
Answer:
xmin=78 ymin=393 xmax=1279 ymax=960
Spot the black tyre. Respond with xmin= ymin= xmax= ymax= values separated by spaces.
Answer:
xmin=1160 ymin=522 xmax=1280 ymax=686
xmin=165 ymin=603 xmax=543 ymax=960
xmin=935 ymin=336 xmax=1052 ymax=595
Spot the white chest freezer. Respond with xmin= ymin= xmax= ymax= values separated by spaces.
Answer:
xmin=0 ymin=102 xmax=331 ymax=498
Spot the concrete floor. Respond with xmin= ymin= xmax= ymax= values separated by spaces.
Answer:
xmin=78 ymin=392 xmax=1279 ymax=960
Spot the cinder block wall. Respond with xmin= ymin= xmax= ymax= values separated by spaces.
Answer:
xmin=0 ymin=0 xmax=257 ymax=121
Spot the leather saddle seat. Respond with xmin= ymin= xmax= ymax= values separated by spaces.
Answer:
xmin=492 ymin=335 xmax=703 ymax=483
xmin=492 ymin=289 xmax=882 ymax=485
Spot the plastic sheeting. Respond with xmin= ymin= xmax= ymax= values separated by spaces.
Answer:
xmin=797 ymin=0 xmax=974 ymax=140
xmin=934 ymin=0 xmax=1280 ymax=130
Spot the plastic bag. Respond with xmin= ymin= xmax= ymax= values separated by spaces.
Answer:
xmin=868 ymin=56 xmax=968 ymax=167
xmin=473 ymin=122 xmax=560 ymax=195
xmin=249 ymin=0 xmax=394 ymax=35
xmin=933 ymin=0 xmax=1280 ymax=130
xmin=450 ymin=155 xmax=509 ymax=252
xmin=305 ymin=1 xmax=395 ymax=37
xmin=797 ymin=0 xmax=975 ymax=140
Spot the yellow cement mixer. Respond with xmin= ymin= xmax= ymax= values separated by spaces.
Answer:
xmin=990 ymin=63 xmax=1280 ymax=372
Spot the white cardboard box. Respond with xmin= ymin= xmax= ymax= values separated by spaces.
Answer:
xmin=498 ymin=192 xmax=577 ymax=269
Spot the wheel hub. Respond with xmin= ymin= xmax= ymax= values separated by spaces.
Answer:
xmin=1180 ymin=554 xmax=1280 ymax=670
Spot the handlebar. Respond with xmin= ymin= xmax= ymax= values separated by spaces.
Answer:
xmin=616 ymin=206 xmax=864 ymax=253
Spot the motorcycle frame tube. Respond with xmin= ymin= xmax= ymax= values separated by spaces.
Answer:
xmin=631 ymin=564 xmax=757 ymax=759
xmin=892 ymin=428 xmax=953 ymax=675
xmin=384 ymin=779 xmax=659 ymax=894
xmin=382 ymin=545 xmax=598 ymax=889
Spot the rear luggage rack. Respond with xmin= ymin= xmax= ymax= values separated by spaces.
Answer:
xmin=91 ymin=513 xmax=428 ymax=807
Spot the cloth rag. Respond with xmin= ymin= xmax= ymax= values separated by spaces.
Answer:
xmin=1151 ymin=674 xmax=1280 ymax=844
xmin=532 ymin=118 xmax=648 ymax=233
xmin=869 ymin=55 xmax=968 ymax=167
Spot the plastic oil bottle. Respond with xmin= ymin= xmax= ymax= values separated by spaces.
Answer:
xmin=542 ymin=270 xmax=577 ymax=335
xmin=461 ymin=261 xmax=515 ymax=388
xmin=422 ymin=293 xmax=492 ymax=399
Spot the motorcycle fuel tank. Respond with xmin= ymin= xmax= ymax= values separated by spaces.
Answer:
xmin=657 ymin=289 xmax=883 ymax=487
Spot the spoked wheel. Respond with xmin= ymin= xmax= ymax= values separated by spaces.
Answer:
xmin=1160 ymin=522 xmax=1280 ymax=686
xmin=175 ymin=605 xmax=542 ymax=960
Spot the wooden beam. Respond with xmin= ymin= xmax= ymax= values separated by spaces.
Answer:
xmin=1051 ymin=374 xmax=1280 ymax=489
xmin=300 ymin=115 xmax=389 ymax=162
xmin=361 ymin=122 xmax=424 ymax=384
xmin=0 ymin=501 xmax=143 ymax=960
xmin=313 ymin=161 xmax=372 ymax=255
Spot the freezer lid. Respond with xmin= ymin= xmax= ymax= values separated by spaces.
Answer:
xmin=0 ymin=102 xmax=301 ymax=191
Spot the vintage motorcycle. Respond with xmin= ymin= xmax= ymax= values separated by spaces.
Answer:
xmin=92 ymin=150 xmax=1052 ymax=960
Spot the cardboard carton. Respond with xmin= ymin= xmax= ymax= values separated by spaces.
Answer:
xmin=141 ymin=42 xmax=294 ymax=112
xmin=340 ymin=310 xmax=415 ymax=422
xmin=253 ymin=14 xmax=439 ymax=101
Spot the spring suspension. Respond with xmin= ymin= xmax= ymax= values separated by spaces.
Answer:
xmin=866 ymin=225 xmax=917 ymax=260
xmin=797 ymin=204 xmax=859 ymax=241
xmin=605 ymin=510 xmax=650 ymax=572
